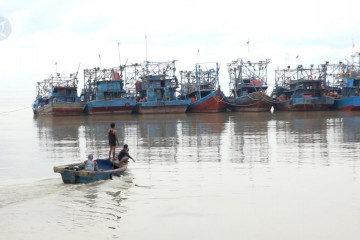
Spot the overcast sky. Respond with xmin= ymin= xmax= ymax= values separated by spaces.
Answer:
xmin=1 ymin=0 xmax=360 ymax=95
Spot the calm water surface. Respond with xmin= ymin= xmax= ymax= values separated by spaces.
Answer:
xmin=0 ymin=91 xmax=359 ymax=240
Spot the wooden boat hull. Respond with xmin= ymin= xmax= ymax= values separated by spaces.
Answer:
xmin=332 ymin=96 xmax=360 ymax=111
xmin=86 ymin=99 xmax=136 ymax=115
xmin=187 ymin=90 xmax=228 ymax=113
xmin=53 ymin=158 xmax=127 ymax=184
xmin=33 ymin=102 xmax=85 ymax=116
xmin=135 ymin=99 xmax=191 ymax=114
xmin=273 ymin=96 xmax=335 ymax=111
xmin=228 ymin=92 xmax=273 ymax=112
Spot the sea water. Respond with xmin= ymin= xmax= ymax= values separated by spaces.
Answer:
xmin=0 ymin=91 xmax=359 ymax=240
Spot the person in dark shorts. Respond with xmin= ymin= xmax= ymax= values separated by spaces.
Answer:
xmin=114 ymin=144 xmax=135 ymax=168
xmin=108 ymin=123 xmax=120 ymax=160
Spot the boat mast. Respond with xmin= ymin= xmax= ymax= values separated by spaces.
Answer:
xmin=196 ymin=63 xmax=200 ymax=99
xmin=145 ymin=34 xmax=148 ymax=63
xmin=234 ymin=62 xmax=238 ymax=98
xmin=216 ymin=62 xmax=219 ymax=88
xmin=117 ymin=42 xmax=121 ymax=66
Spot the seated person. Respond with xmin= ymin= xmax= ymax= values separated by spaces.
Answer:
xmin=84 ymin=154 xmax=98 ymax=171
xmin=114 ymin=144 xmax=135 ymax=169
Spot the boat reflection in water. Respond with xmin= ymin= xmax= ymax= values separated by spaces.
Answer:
xmin=227 ymin=112 xmax=273 ymax=164
xmin=33 ymin=113 xmax=229 ymax=165
xmin=136 ymin=113 xmax=228 ymax=162
xmin=271 ymin=111 xmax=360 ymax=165
xmin=33 ymin=116 xmax=84 ymax=164
xmin=337 ymin=111 xmax=360 ymax=142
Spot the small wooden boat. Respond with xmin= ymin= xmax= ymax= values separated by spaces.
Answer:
xmin=53 ymin=158 xmax=127 ymax=184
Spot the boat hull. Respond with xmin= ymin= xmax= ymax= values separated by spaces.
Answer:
xmin=228 ymin=92 xmax=273 ymax=112
xmin=33 ymin=102 xmax=85 ymax=116
xmin=332 ymin=96 xmax=360 ymax=111
xmin=187 ymin=90 xmax=228 ymax=113
xmin=135 ymin=100 xmax=191 ymax=114
xmin=273 ymin=96 xmax=335 ymax=111
xmin=86 ymin=99 xmax=136 ymax=115
xmin=53 ymin=159 xmax=127 ymax=184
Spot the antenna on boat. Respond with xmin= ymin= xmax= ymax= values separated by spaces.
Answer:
xmin=117 ymin=42 xmax=121 ymax=66
xmin=216 ymin=62 xmax=220 ymax=88
xmin=145 ymin=34 xmax=148 ymax=62
xmin=197 ymin=49 xmax=199 ymax=64
xmin=296 ymin=55 xmax=299 ymax=66
xmin=98 ymin=52 xmax=102 ymax=69
xmin=247 ymin=39 xmax=250 ymax=61
xmin=73 ymin=63 xmax=81 ymax=85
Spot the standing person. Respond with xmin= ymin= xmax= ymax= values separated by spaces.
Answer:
xmin=108 ymin=123 xmax=120 ymax=160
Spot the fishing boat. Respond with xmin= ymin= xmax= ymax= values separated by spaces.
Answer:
xmin=53 ymin=158 xmax=127 ymax=184
xmin=82 ymin=66 xmax=136 ymax=115
xmin=134 ymin=60 xmax=191 ymax=114
xmin=272 ymin=64 xmax=334 ymax=111
xmin=333 ymin=70 xmax=360 ymax=110
xmin=180 ymin=62 xmax=228 ymax=113
xmin=32 ymin=70 xmax=85 ymax=116
xmin=227 ymin=58 xmax=273 ymax=112
xmin=328 ymin=54 xmax=360 ymax=111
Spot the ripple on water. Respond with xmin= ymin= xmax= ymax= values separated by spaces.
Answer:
xmin=0 ymin=175 xmax=134 ymax=238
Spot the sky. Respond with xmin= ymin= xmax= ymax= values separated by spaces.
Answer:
xmin=1 ymin=0 xmax=360 ymax=96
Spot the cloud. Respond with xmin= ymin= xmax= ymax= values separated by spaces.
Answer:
xmin=1 ymin=0 xmax=360 ymax=95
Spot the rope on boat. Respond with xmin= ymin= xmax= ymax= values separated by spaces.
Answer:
xmin=0 ymin=106 xmax=31 ymax=115
xmin=213 ymin=91 xmax=277 ymax=107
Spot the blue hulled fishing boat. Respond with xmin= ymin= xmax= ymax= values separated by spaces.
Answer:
xmin=82 ymin=67 xmax=136 ymax=114
xmin=272 ymin=64 xmax=334 ymax=111
xmin=32 ymin=69 xmax=85 ymax=116
xmin=180 ymin=62 xmax=228 ymax=113
xmin=329 ymin=54 xmax=360 ymax=111
xmin=227 ymin=58 xmax=273 ymax=112
xmin=134 ymin=60 xmax=191 ymax=114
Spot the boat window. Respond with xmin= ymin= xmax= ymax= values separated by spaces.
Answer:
xmin=58 ymin=89 xmax=66 ymax=96
xmin=156 ymin=89 xmax=164 ymax=100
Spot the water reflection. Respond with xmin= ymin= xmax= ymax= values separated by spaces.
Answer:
xmin=33 ymin=116 xmax=84 ymax=163
xmin=228 ymin=112 xmax=273 ymax=164
xmin=33 ymin=113 xmax=229 ymax=164
xmin=338 ymin=111 xmax=360 ymax=142
xmin=33 ymin=111 xmax=360 ymax=168
xmin=272 ymin=111 xmax=332 ymax=165
xmin=179 ymin=113 xmax=229 ymax=162
xmin=136 ymin=113 xmax=229 ymax=162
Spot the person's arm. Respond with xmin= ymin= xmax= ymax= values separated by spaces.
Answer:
xmin=127 ymin=153 xmax=135 ymax=162
xmin=94 ymin=161 xmax=99 ymax=171
xmin=114 ymin=130 xmax=120 ymax=146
